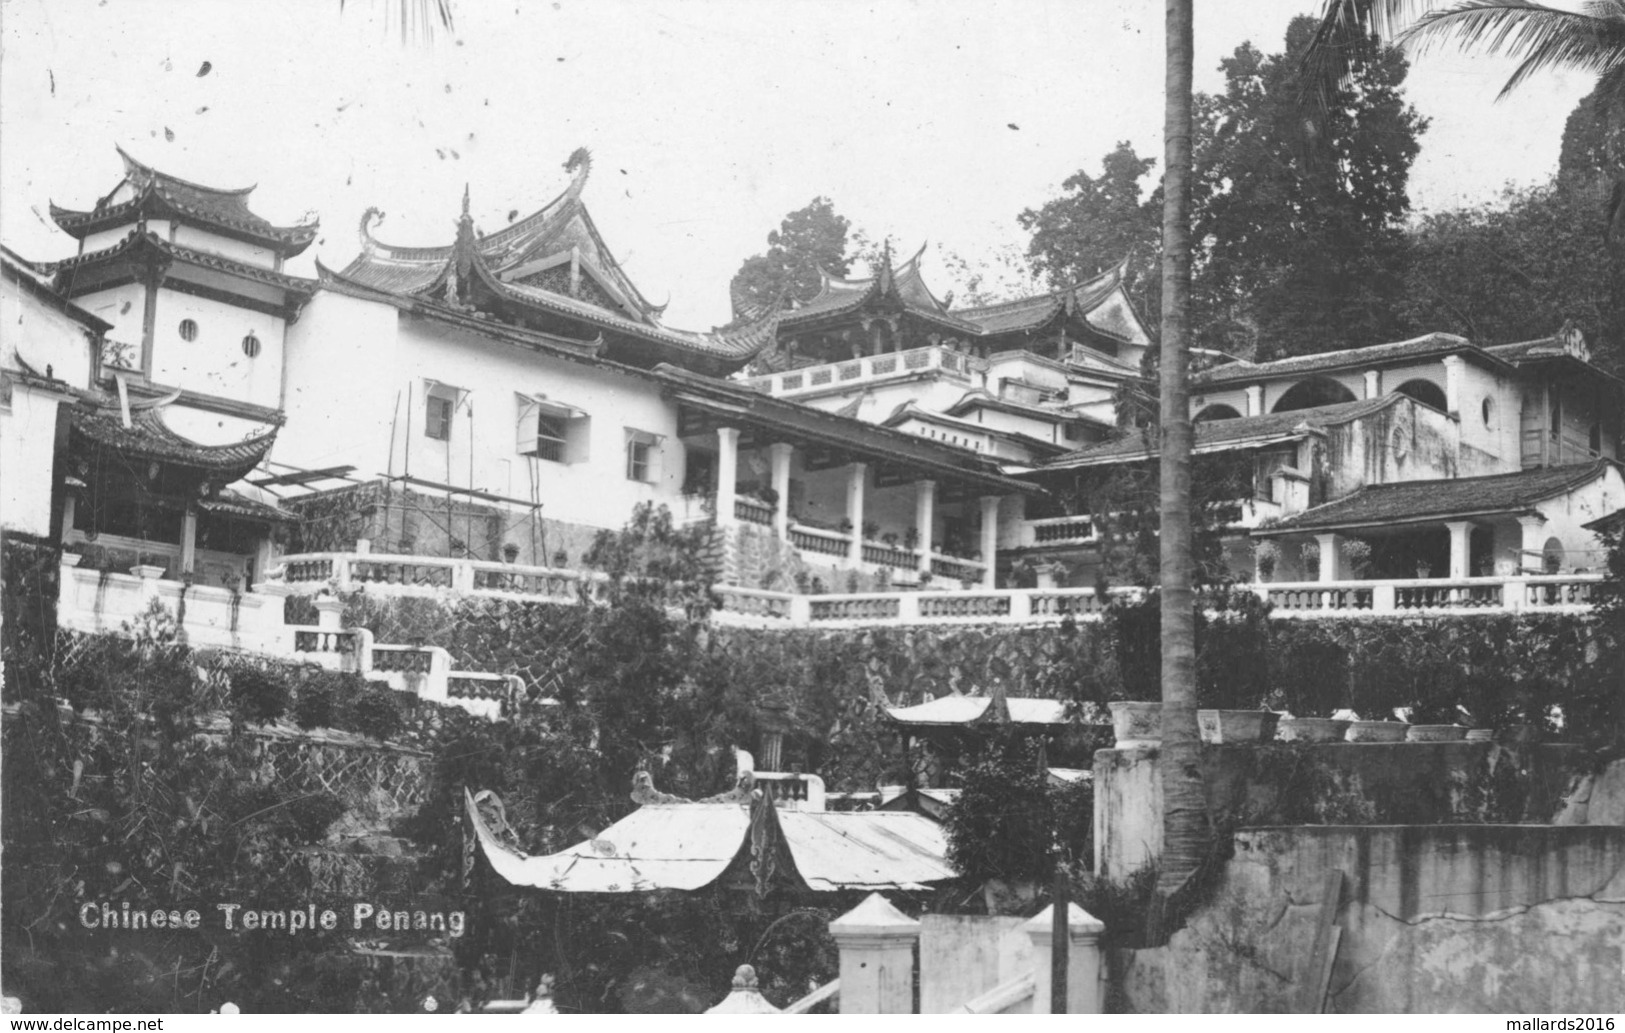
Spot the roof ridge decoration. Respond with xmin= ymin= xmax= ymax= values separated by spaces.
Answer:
xmin=50 ymin=146 xmax=316 ymax=256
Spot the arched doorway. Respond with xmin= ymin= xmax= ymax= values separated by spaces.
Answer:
xmin=1195 ymin=404 xmax=1242 ymax=422
xmin=1271 ymin=377 xmax=1357 ymax=413
xmin=1392 ymin=379 xmax=1448 ymax=412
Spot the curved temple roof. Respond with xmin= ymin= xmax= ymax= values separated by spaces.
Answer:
xmin=776 ymin=252 xmax=1150 ymax=346
xmin=332 ymin=150 xmax=775 ymax=370
xmin=50 ymin=147 xmax=318 ymax=257
xmin=69 ymin=405 xmax=278 ymax=481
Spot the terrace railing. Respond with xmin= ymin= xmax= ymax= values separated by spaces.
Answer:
xmin=744 ymin=345 xmax=978 ymax=397
xmin=710 ymin=574 xmax=1600 ymax=627
xmin=266 ymin=552 xmax=609 ymax=604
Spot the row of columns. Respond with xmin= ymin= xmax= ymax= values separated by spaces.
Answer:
xmin=712 ymin=425 xmax=1001 ymax=588
xmin=1306 ymin=513 xmax=1548 ymax=582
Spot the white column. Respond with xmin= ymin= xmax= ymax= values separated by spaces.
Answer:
xmin=1316 ymin=532 xmax=1340 ymax=582
xmin=979 ymin=495 xmax=1001 ymax=589
xmin=716 ymin=426 xmax=740 ymax=527
xmin=846 ymin=462 xmax=868 ymax=566
xmin=253 ymin=536 xmax=275 ymax=590
xmin=829 ymin=893 xmax=919 ymax=1014
xmin=179 ymin=504 xmax=199 ymax=576
xmin=1244 ymin=384 xmax=1264 ymax=416
xmin=914 ymin=479 xmax=936 ymax=574
xmin=1443 ymin=355 xmax=1465 ymax=415
xmin=768 ymin=442 xmax=794 ymax=539
xmin=1445 ymin=519 xmax=1474 ymax=580
xmin=59 ymin=494 xmax=76 ymax=544
xmin=1023 ymin=903 xmax=1106 ymax=1014
xmin=314 ymin=596 xmax=345 ymax=631
xmin=1363 ymin=369 xmax=1381 ymax=399
xmin=1517 ymin=514 xmax=1547 ymax=573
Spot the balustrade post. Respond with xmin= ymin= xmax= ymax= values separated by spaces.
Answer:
xmin=452 ymin=560 xmax=476 ymax=594
xmin=333 ymin=555 xmax=355 ymax=592
xmin=830 ymin=894 xmax=919 ymax=1014
xmin=348 ymin=627 xmax=374 ymax=675
xmin=789 ymin=594 xmax=811 ymax=626
xmin=1503 ymin=578 xmax=1524 ymax=612
xmin=1024 ymin=903 xmax=1106 ymax=1014
xmin=1371 ymin=582 xmax=1397 ymax=613
xmin=1009 ymin=590 xmax=1032 ymax=621
xmin=314 ymin=596 xmax=345 ymax=631
xmin=896 ymin=592 xmax=920 ymax=623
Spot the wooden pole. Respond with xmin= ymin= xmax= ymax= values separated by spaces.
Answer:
xmin=1050 ymin=863 xmax=1069 ymax=1013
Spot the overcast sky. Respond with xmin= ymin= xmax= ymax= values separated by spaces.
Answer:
xmin=0 ymin=0 xmax=1594 ymax=329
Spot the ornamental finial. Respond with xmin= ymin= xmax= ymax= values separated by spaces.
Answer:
xmin=461 ymin=183 xmax=471 ymax=220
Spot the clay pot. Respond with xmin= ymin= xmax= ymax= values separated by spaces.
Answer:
xmin=1278 ymin=717 xmax=1351 ymax=743
xmin=1407 ymin=724 xmax=1467 ymax=742
xmin=1198 ymin=709 xmax=1280 ymax=744
xmin=1345 ymin=720 xmax=1409 ymax=743
xmin=1109 ymin=701 xmax=1161 ymax=748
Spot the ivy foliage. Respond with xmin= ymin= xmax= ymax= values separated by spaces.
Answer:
xmin=943 ymin=736 xmax=1093 ymax=889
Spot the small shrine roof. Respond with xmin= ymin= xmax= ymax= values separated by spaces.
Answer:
xmin=69 ymin=405 xmax=278 ymax=479
xmin=49 ymin=147 xmax=318 ymax=256
xmin=1265 ymin=461 xmax=1619 ymax=532
xmin=884 ymin=694 xmax=1072 ymax=727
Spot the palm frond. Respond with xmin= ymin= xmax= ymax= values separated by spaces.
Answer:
xmin=1397 ymin=0 xmax=1625 ymax=100
xmin=1303 ymin=1 xmax=1448 ymax=102
xmin=338 ymin=0 xmax=456 ymax=45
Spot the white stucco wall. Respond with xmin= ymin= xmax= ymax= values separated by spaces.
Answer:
xmin=150 ymin=288 xmax=287 ymax=407
xmin=1533 ymin=465 xmax=1624 ymax=570
xmin=73 ymin=283 xmax=147 ymax=357
xmin=1 ymin=384 xmax=64 ymax=537
xmin=278 ymin=290 xmax=694 ymax=534
xmin=171 ymin=225 xmax=277 ymax=268
xmin=2 ymin=276 xmax=97 ymax=388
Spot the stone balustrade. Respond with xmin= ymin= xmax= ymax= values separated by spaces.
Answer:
xmin=745 ymin=345 xmax=976 ymax=398
xmin=266 ymin=552 xmax=608 ymax=603
xmin=710 ymin=573 xmax=1600 ymax=627
xmin=57 ymin=561 xmax=285 ymax=652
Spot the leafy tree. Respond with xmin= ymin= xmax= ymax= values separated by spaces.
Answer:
xmin=1397 ymin=176 xmax=1625 ymax=372
xmin=1193 ymin=16 xmax=1427 ymax=359
xmin=1020 ymin=142 xmax=1163 ymax=316
xmin=728 ymin=198 xmax=853 ymax=316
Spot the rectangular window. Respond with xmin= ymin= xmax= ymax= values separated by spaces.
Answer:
xmin=517 ymin=394 xmax=589 ymax=464
xmin=424 ymin=394 xmax=453 ymax=441
xmin=627 ymin=439 xmax=651 ymax=481
xmin=624 ymin=428 xmax=663 ymax=483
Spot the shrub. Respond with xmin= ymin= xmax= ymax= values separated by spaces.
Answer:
xmin=293 ymin=680 xmax=337 ymax=730
xmin=1269 ymin=623 xmax=1349 ymax=716
xmin=345 ymin=685 xmax=404 ymax=741
xmin=286 ymin=793 xmax=346 ymax=842
xmin=230 ymin=665 xmax=292 ymax=724
xmin=943 ymin=737 xmax=1089 ymax=888
xmin=1197 ymin=590 xmax=1272 ymax=709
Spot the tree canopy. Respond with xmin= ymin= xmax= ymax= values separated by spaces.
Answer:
xmin=1022 ymin=16 xmax=1427 ymax=362
xmin=728 ymin=197 xmax=853 ymax=316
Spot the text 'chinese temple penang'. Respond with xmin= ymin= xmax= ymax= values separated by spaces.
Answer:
xmin=3 ymin=145 xmax=1621 ymax=673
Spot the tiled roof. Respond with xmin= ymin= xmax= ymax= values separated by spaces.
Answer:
xmin=49 ymin=147 xmax=317 ymax=256
xmin=956 ymin=265 xmax=1123 ymax=335
xmin=655 ymin=365 xmax=1041 ymax=495
xmin=1040 ymin=396 xmax=1396 ymax=470
xmin=1194 ymin=333 xmax=1499 ymax=386
xmin=37 ymin=231 xmax=316 ymax=297
xmin=69 ymin=406 xmax=278 ymax=478
xmin=1270 ymin=461 xmax=1616 ymax=531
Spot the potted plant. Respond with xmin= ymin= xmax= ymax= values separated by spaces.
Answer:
xmin=1346 ymin=643 xmax=1411 ymax=742
xmin=862 ymin=520 xmax=881 ymax=541
xmin=1406 ymin=700 xmax=1466 ymax=741
xmin=837 ymin=518 xmax=854 ymax=535
xmin=758 ymin=486 xmax=780 ymax=507
xmin=1339 ymin=538 xmax=1373 ymax=579
xmin=502 ymin=543 xmax=521 ymax=564
xmin=1254 ymin=539 xmax=1279 ymax=582
xmin=903 ymin=526 xmax=919 ymax=552
xmin=880 ymin=531 xmax=900 ymax=548
xmin=1109 ymin=700 xmax=1162 ymax=748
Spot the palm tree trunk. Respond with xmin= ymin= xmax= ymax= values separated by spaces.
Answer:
xmin=1151 ymin=0 xmax=1208 ymax=942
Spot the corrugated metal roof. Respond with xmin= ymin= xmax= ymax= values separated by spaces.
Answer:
xmin=885 ymin=695 xmax=1071 ymax=726
xmin=777 ymin=810 xmax=955 ymax=892
xmin=466 ymin=789 xmax=956 ymax=894
xmin=467 ymin=792 xmax=748 ymax=893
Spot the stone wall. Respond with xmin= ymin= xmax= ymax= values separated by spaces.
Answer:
xmin=1114 ymin=824 xmax=1625 ymax=1013
xmin=918 ymin=914 xmax=1033 ymax=1013
xmin=1094 ymin=742 xmax=1591 ymax=877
